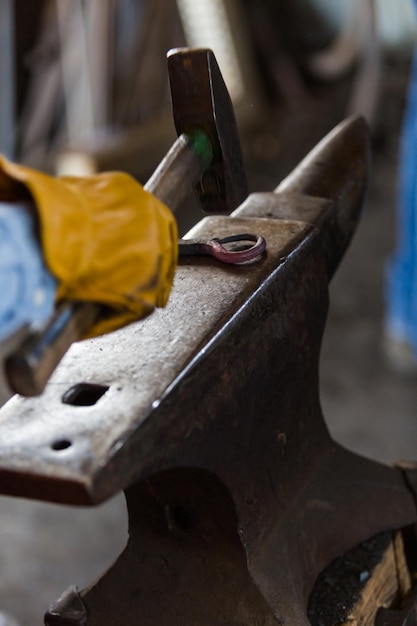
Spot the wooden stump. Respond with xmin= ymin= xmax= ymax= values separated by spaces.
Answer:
xmin=308 ymin=530 xmax=413 ymax=626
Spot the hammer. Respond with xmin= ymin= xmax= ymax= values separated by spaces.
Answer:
xmin=5 ymin=48 xmax=248 ymax=397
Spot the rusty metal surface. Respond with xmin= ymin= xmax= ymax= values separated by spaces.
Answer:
xmin=45 ymin=586 xmax=87 ymax=626
xmin=0 ymin=214 xmax=310 ymax=504
xmin=3 ymin=116 xmax=417 ymax=624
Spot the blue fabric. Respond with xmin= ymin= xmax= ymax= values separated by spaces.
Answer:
xmin=0 ymin=202 xmax=56 ymax=340
xmin=385 ymin=48 xmax=417 ymax=354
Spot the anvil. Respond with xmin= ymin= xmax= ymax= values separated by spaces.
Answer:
xmin=0 ymin=116 xmax=416 ymax=625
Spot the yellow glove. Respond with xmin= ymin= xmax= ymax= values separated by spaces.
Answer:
xmin=0 ymin=155 xmax=178 ymax=337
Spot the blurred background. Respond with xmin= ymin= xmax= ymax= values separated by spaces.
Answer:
xmin=1 ymin=0 xmax=417 ymax=623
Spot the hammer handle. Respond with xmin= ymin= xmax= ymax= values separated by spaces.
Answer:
xmin=146 ymin=130 xmax=212 ymax=206
xmin=6 ymin=131 xmax=213 ymax=396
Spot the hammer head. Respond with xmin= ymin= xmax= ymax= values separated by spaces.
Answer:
xmin=167 ymin=48 xmax=248 ymax=213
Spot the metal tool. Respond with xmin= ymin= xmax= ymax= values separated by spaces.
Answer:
xmin=1 ymin=116 xmax=417 ymax=624
xmin=178 ymin=233 xmax=266 ymax=263
xmin=5 ymin=47 xmax=248 ymax=398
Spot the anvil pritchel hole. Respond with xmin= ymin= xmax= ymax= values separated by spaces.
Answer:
xmin=51 ymin=439 xmax=72 ymax=451
xmin=61 ymin=383 xmax=109 ymax=406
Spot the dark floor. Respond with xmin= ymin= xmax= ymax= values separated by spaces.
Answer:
xmin=0 ymin=52 xmax=417 ymax=625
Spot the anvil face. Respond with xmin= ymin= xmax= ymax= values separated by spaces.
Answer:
xmin=0 ymin=212 xmax=313 ymax=505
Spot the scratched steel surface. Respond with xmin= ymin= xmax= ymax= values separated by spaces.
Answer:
xmin=0 ymin=215 xmax=310 ymax=504
xmin=0 ymin=116 xmax=370 ymax=507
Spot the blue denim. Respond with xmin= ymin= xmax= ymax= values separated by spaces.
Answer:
xmin=385 ymin=48 xmax=417 ymax=355
xmin=0 ymin=202 xmax=56 ymax=340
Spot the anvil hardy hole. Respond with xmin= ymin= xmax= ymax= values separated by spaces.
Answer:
xmin=62 ymin=383 xmax=109 ymax=406
xmin=51 ymin=438 xmax=72 ymax=451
